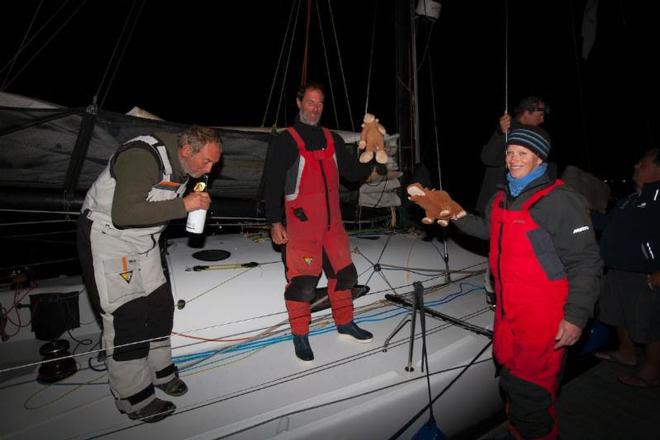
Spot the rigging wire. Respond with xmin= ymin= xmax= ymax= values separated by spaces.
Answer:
xmin=0 ymin=264 xmax=486 ymax=376
xmin=409 ymin=0 xmax=422 ymax=163
xmin=172 ymin=257 xmax=483 ymax=347
xmin=160 ymin=296 xmax=492 ymax=438
xmin=261 ymin=0 xmax=299 ymax=127
xmin=424 ymin=29 xmax=453 ymax=282
xmin=263 ymin=0 xmax=355 ymax=129
xmin=82 ymin=328 xmax=493 ymax=440
xmin=418 ymin=285 xmax=437 ymax=428
xmin=273 ymin=0 xmax=303 ymax=127
xmin=298 ymin=0 xmax=313 ymax=87
xmin=0 ymin=333 xmax=180 ymax=376
xmin=300 ymin=0 xmax=313 ymax=86
xmin=326 ymin=0 xmax=354 ymax=130
xmin=201 ymin=357 xmax=493 ymax=440
xmin=426 ymin=34 xmax=443 ymax=190
xmin=0 ymin=230 xmax=489 ymax=401
xmin=0 ymin=0 xmax=70 ymax=79
xmin=177 ymin=296 xmax=489 ymax=369
xmin=94 ymin=0 xmax=146 ymax=110
xmin=567 ymin=0 xmax=592 ymax=171
xmin=388 ymin=339 xmax=493 ymax=440
xmin=1 ymin=0 xmax=44 ymax=90
xmin=0 ymin=257 xmax=79 ymax=273
xmin=3 ymin=283 xmax=492 ymax=435
xmin=0 ymin=0 xmax=88 ymax=91
xmin=174 ymin=302 xmax=492 ymax=438
xmin=504 ymin=0 xmax=510 ymax=143
xmin=314 ymin=0 xmax=340 ymax=128
xmin=184 ymin=266 xmax=257 ymax=304
xmin=0 ymin=208 xmax=80 ymax=216
xmin=0 ymin=219 xmax=76 ymax=227
xmin=415 ymin=17 xmax=437 ymax=74
xmin=362 ymin=0 xmax=379 ymax=117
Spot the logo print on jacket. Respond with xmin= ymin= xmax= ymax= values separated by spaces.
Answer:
xmin=119 ymin=256 xmax=133 ymax=283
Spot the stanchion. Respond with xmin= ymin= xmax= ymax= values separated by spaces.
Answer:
xmin=382 ymin=281 xmax=425 ymax=371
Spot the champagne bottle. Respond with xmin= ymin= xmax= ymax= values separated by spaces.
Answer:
xmin=186 ymin=175 xmax=208 ymax=234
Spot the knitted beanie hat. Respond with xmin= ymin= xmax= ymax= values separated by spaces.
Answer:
xmin=506 ymin=126 xmax=551 ymax=160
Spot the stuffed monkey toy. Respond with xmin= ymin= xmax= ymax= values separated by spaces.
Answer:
xmin=407 ymin=183 xmax=466 ymax=226
xmin=358 ymin=113 xmax=388 ymax=164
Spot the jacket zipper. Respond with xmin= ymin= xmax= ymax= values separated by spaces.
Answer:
xmin=496 ymin=221 xmax=505 ymax=318
xmin=319 ymin=160 xmax=331 ymax=230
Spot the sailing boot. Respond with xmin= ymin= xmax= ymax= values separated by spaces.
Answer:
xmin=126 ymin=398 xmax=176 ymax=423
xmin=292 ymin=334 xmax=314 ymax=362
xmin=337 ymin=321 xmax=373 ymax=343
xmin=156 ymin=376 xmax=188 ymax=397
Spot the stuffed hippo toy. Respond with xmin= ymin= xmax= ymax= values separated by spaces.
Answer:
xmin=358 ymin=113 xmax=388 ymax=164
xmin=406 ymin=183 xmax=466 ymax=226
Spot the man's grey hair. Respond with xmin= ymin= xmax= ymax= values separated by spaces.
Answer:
xmin=178 ymin=126 xmax=222 ymax=153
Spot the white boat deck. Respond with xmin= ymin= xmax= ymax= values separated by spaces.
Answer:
xmin=1 ymin=231 xmax=502 ymax=440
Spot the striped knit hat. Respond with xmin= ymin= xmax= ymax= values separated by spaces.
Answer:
xmin=506 ymin=126 xmax=551 ymax=160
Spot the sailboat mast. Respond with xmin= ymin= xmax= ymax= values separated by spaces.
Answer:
xmin=409 ymin=0 xmax=421 ymax=164
xmin=394 ymin=0 xmax=414 ymax=171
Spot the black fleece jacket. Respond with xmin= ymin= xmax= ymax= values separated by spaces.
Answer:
xmin=598 ymin=181 xmax=660 ymax=274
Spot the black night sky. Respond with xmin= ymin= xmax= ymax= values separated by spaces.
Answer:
xmin=1 ymin=0 xmax=658 ymax=208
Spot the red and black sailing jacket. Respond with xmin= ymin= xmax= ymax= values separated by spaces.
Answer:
xmin=283 ymin=127 xmax=342 ymax=230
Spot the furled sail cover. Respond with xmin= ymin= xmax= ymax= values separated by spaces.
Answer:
xmin=0 ymin=103 xmax=271 ymax=216
xmin=0 ymin=93 xmax=400 ymax=219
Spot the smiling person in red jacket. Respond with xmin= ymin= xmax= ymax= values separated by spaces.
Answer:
xmin=444 ymin=127 xmax=601 ymax=440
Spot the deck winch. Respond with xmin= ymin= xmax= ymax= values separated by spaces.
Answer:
xmin=37 ymin=339 xmax=77 ymax=383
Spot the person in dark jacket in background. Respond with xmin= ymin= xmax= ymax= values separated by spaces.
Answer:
xmin=263 ymin=81 xmax=373 ymax=363
xmin=444 ymin=127 xmax=601 ymax=440
xmin=475 ymin=96 xmax=548 ymax=215
xmin=594 ymin=148 xmax=660 ymax=388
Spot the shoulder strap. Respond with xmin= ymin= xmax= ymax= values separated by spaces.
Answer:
xmin=110 ymin=135 xmax=176 ymax=182
xmin=286 ymin=127 xmax=305 ymax=152
xmin=321 ymin=127 xmax=335 ymax=154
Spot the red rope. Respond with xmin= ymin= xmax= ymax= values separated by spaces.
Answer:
xmin=0 ymin=286 xmax=34 ymax=338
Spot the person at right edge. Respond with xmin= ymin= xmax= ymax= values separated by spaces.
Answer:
xmin=594 ymin=147 xmax=660 ymax=388
xmin=445 ymin=127 xmax=601 ymax=439
xmin=263 ymin=81 xmax=374 ymax=362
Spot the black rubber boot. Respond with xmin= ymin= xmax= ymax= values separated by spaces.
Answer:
xmin=292 ymin=334 xmax=314 ymax=361
xmin=337 ymin=321 xmax=373 ymax=342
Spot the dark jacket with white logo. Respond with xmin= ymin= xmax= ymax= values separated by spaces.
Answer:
xmin=599 ymin=181 xmax=660 ymax=274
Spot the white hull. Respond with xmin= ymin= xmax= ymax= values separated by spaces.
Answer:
xmin=0 ymin=231 xmax=501 ymax=439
